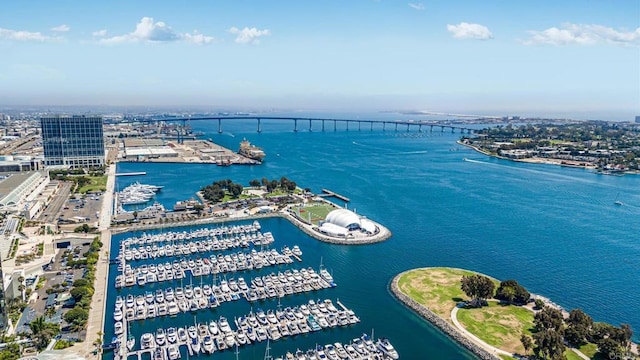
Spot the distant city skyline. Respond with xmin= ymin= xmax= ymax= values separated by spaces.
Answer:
xmin=0 ymin=0 xmax=638 ymax=119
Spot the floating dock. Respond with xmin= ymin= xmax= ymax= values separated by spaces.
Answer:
xmin=320 ymin=189 xmax=350 ymax=202
xmin=116 ymin=172 xmax=147 ymax=176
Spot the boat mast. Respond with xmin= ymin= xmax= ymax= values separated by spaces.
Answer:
xmin=263 ymin=338 xmax=273 ymax=360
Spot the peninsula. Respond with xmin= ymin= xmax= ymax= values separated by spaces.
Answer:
xmin=112 ymin=177 xmax=391 ymax=245
xmin=391 ymin=267 xmax=637 ymax=360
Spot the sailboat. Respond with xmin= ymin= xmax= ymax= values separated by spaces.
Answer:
xmin=614 ymin=193 xmax=624 ymax=206
xmin=126 ymin=320 xmax=135 ymax=351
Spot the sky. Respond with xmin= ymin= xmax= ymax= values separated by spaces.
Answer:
xmin=0 ymin=0 xmax=639 ymax=119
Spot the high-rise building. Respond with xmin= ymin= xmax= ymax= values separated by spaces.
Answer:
xmin=40 ymin=115 xmax=105 ymax=168
xmin=635 ymin=116 xmax=640 ymax=123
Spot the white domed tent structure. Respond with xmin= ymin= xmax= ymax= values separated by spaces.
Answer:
xmin=318 ymin=208 xmax=378 ymax=237
xmin=325 ymin=209 xmax=361 ymax=230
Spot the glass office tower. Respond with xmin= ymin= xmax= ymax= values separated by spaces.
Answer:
xmin=40 ymin=115 xmax=105 ymax=168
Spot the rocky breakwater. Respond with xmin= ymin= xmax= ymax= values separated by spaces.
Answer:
xmin=390 ymin=272 xmax=500 ymax=360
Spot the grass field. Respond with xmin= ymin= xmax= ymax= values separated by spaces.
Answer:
xmin=296 ymin=203 xmax=336 ymax=224
xmin=397 ymin=267 xmax=543 ymax=357
xmin=565 ymin=349 xmax=585 ymax=360
xmin=397 ymin=267 xmax=487 ymax=320
xmin=579 ymin=343 xmax=598 ymax=358
xmin=78 ymin=175 xmax=107 ymax=193
xmin=457 ymin=302 xmax=534 ymax=354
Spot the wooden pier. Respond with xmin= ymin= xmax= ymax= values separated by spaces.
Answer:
xmin=320 ymin=189 xmax=350 ymax=202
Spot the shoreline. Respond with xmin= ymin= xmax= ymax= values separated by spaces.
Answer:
xmin=389 ymin=270 xmax=499 ymax=360
xmin=457 ymin=140 xmax=640 ymax=175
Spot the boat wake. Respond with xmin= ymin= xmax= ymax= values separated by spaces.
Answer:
xmin=462 ymin=157 xmax=610 ymax=186
xmin=462 ymin=158 xmax=487 ymax=164
xmin=398 ymin=150 xmax=428 ymax=155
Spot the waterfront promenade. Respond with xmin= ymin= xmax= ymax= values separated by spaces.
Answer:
xmin=70 ymin=163 xmax=116 ymax=358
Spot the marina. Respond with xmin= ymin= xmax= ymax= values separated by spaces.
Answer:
xmin=115 ymin=247 xmax=302 ymax=288
xmin=113 ymin=298 xmax=363 ymax=360
xmin=117 ymin=182 xmax=164 ymax=206
xmin=114 ymin=266 xmax=336 ymax=321
xmin=270 ymin=333 xmax=400 ymax=360
xmin=106 ymin=219 xmax=386 ymax=360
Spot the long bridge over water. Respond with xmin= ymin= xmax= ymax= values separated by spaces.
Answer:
xmin=141 ymin=116 xmax=477 ymax=143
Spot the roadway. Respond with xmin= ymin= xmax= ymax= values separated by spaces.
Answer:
xmin=39 ymin=182 xmax=72 ymax=224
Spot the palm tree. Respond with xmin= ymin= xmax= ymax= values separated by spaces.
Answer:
xmin=28 ymin=316 xmax=45 ymax=335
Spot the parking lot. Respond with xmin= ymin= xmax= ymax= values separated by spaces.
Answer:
xmin=58 ymin=192 xmax=104 ymax=230
xmin=21 ymin=243 xmax=91 ymax=336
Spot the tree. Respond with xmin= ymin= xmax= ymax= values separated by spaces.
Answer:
xmin=249 ymin=179 xmax=261 ymax=187
xmin=534 ymin=298 xmax=545 ymax=310
xmin=261 ymin=177 xmax=269 ymax=187
xmin=597 ymin=337 xmax=623 ymax=360
xmin=533 ymin=328 xmax=566 ymax=360
xmin=460 ymin=274 xmax=495 ymax=307
xmin=229 ymin=183 xmax=243 ymax=198
xmin=521 ymin=334 xmax=533 ymax=354
xmin=70 ymin=286 xmax=94 ymax=302
xmin=495 ymin=279 xmax=530 ymax=305
xmin=534 ymin=306 xmax=564 ymax=332
xmin=29 ymin=316 xmax=60 ymax=350
xmin=63 ymin=307 xmax=88 ymax=325
xmin=565 ymin=309 xmax=593 ymax=346
xmin=567 ymin=308 xmax=592 ymax=328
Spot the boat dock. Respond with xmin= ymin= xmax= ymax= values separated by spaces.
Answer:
xmin=320 ymin=189 xmax=351 ymax=202
xmin=115 ymin=266 xmax=335 ymax=323
xmin=116 ymin=247 xmax=302 ymax=288
xmin=115 ymin=172 xmax=147 ymax=176
xmin=114 ymin=298 xmax=361 ymax=359
xmin=108 ymin=219 xmax=397 ymax=360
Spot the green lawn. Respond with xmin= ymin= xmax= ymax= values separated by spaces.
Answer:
xmin=397 ymin=267 xmax=486 ymax=320
xmin=78 ymin=175 xmax=107 ymax=193
xmin=296 ymin=203 xmax=336 ymax=224
xmin=457 ymin=301 xmax=534 ymax=354
xmin=221 ymin=193 xmax=257 ymax=203
xmin=565 ymin=349 xmax=584 ymax=360
xmin=579 ymin=342 xmax=598 ymax=358
xmin=499 ymin=355 xmax=515 ymax=360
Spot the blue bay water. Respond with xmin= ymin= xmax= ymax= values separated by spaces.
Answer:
xmin=105 ymin=114 xmax=640 ymax=359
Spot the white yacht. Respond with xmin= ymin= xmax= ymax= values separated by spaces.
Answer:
xmin=166 ymin=327 xmax=177 ymax=343
xmin=202 ymin=335 xmax=215 ymax=354
xmin=167 ymin=344 xmax=181 ymax=360
xmin=141 ymin=332 xmax=154 ymax=349
xmin=376 ymin=338 xmax=399 ymax=359
xmin=155 ymin=328 xmax=166 ymax=346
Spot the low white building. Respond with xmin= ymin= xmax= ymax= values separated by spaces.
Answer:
xmin=0 ymin=171 xmax=49 ymax=213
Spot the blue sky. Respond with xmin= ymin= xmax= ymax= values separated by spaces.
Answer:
xmin=1 ymin=0 xmax=638 ymax=118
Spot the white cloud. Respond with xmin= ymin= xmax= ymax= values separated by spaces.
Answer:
xmin=92 ymin=29 xmax=108 ymax=37
xmin=100 ymin=17 xmax=214 ymax=45
xmin=408 ymin=2 xmax=425 ymax=10
xmin=0 ymin=28 xmax=54 ymax=42
xmin=51 ymin=24 xmax=70 ymax=32
xmin=228 ymin=27 xmax=270 ymax=44
xmin=447 ymin=22 xmax=493 ymax=40
xmin=523 ymin=23 xmax=640 ymax=47
xmin=183 ymin=31 xmax=215 ymax=45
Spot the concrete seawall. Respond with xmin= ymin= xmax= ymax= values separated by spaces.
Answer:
xmin=389 ymin=272 xmax=499 ymax=360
